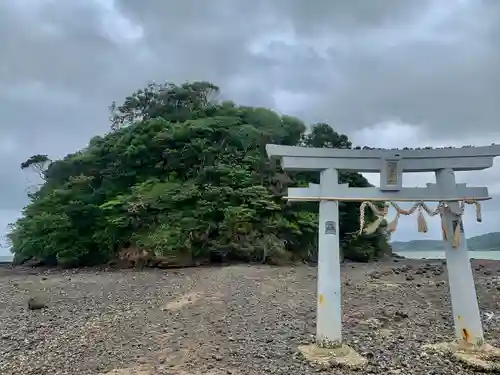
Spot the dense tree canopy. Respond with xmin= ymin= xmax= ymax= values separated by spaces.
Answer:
xmin=8 ymin=81 xmax=391 ymax=267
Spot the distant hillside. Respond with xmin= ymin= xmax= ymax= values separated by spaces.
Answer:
xmin=392 ymin=232 xmax=500 ymax=252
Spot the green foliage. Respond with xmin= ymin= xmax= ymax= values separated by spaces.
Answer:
xmin=8 ymin=81 xmax=391 ymax=267
xmin=20 ymin=154 xmax=51 ymax=183
xmin=20 ymin=154 xmax=51 ymax=170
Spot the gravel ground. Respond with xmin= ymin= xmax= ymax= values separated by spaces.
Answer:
xmin=1 ymin=259 xmax=500 ymax=375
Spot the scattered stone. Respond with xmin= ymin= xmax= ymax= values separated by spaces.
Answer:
xmin=368 ymin=269 xmax=393 ymax=279
xmin=23 ymin=258 xmax=44 ymax=268
xmin=27 ymin=296 xmax=47 ymax=311
xmin=393 ymin=265 xmax=412 ymax=274
xmin=394 ymin=311 xmax=409 ymax=321
xmin=359 ymin=317 xmax=384 ymax=330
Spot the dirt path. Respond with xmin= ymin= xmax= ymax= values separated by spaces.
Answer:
xmin=0 ymin=260 xmax=499 ymax=374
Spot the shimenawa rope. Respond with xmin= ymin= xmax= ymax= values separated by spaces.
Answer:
xmin=358 ymin=200 xmax=482 ymax=248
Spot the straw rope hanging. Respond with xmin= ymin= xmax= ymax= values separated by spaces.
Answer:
xmin=358 ymin=200 xmax=482 ymax=248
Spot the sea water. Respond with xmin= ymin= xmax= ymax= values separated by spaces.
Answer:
xmin=395 ymin=250 xmax=500 ymax=260
xmin=0 ymin=255 xmax=13 ymax=263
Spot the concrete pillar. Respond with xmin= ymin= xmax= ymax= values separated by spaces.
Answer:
xmin=316 ymin=168 xmax=342 ymax=347
xmin=435 ymin=168 xmax=484 ymax=346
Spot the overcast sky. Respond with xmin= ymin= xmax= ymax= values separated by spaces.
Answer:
xmin=1 ymin=0 xmax=499 ymax=255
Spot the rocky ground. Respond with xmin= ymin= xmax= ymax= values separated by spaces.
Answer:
xmin=1 ymin=259 xmax=500 ymax=375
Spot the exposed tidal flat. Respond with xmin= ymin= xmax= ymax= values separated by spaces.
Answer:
xmin=1 ymin=259 xmax=499 ymax=375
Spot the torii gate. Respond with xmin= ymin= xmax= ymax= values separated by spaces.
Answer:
xmin=266 ymin=144 xmax=500 ymax=369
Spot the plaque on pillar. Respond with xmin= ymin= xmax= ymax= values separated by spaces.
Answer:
xmin=325 ymin=221 xmax=336 ymax=235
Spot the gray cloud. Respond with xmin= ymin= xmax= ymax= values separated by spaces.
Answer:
xmin=276 ymin=1 xmax=500 ymax=139
xmin=1 ymin=0 xmax=499 ymax=253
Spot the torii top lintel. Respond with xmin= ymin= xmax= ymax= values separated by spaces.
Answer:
xmin=266 ymin=144 xmax=500 ymax=173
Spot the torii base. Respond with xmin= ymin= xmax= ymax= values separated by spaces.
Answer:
xmin=298 ymin=343 xmax=367 ymax=370
xmin=424 ymin=341 xmax=500 ymax=372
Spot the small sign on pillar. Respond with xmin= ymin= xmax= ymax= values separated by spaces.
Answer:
xmin=325 ymin=221 xmax=337 ymax=235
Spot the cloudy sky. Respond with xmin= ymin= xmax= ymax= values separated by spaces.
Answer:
xmin=1 ymin=0 xmax=499 ymax=255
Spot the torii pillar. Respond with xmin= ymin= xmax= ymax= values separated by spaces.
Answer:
xmin=436 ymin=169 xmax=484 ymax=345
xmin=424 ymin=169 xmax=500 ymax=371
xmin=316 ymin=168 xmax=342 ymax=347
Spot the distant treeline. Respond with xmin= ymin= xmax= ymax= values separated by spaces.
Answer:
xmin=392 ymin=232 xmax=500 ymax=252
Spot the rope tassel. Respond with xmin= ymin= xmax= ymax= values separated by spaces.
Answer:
xmin=417 ymin=207 xmax=428 ymax=233
xmin=474 ymin=202 xmax=482 ymax=223
xmin=441 ymin=215 xmax=447 ymax=241
xmin=452 ymin=221 xmax=462 ymax=248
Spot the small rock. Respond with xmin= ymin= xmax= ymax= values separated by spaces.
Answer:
xmin=27 ymin=297 xmax=47 ymax=311
xmin=359 ymin=317 xmax=384 ymax=329
xmin=394 ymin=311 xmax=409 ymax=321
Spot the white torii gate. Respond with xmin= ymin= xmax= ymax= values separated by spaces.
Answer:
xmin=266 ymin=144 xmax=500 ymax=368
